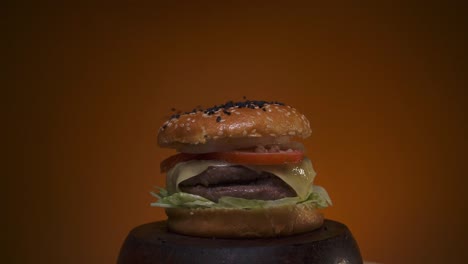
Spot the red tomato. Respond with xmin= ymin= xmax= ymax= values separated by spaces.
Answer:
xmin=160 ymin=153 xmax=198 ymax=173
xmin=203 ymin=150 xmax=304 ymax=166
xmin=160 ymin=150 xmax=304 ymax=173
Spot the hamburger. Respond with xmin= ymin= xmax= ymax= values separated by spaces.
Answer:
xmin=151 ymin=100 xmax=332 ymax=238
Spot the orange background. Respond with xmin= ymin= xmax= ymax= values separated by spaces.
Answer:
xmin=6 ymin=3 xmax=467 ymax=264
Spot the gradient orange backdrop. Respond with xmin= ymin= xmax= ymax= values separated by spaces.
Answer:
xmin=6 ymin=3 xmax=468 ymax=264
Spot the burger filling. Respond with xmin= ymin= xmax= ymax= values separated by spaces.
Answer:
xmin=178 ymin=166 xmax=296 ymax=202
xmin=151 ymin=147 xmax=332 ymax=209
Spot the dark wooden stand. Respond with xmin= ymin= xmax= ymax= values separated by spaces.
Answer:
xmin=118 ymin=219 xmax=362 ymax=264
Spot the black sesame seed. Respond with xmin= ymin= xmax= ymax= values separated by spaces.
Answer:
xmin=224 ymin=101 xmax=234 ymax=109
xmin=216 ymin=116 xmax=221 ymax=122
xmin=162 ymin=124 xmax=167 ymax=129
xmin=165 ymin=100 xmax=286 ymax=123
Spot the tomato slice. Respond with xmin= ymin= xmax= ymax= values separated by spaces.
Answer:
xmin=160 ymin=150 xmax=304 ymax=173
xmin=204 ymin=150 xmax=304 ymax=166
xmin=160 ymin=153 xmax=198 ymax=173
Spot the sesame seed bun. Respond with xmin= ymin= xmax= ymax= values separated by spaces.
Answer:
xmin=165 ymin=203 xmax=324 ymax=238
xmin=158 ymin=102 xmax=311 ymax=149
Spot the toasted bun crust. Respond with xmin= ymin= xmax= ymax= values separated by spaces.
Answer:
xmin=158 ymin=102 xmax=311 ymax=148
xmin=165 ymin=204 xmax=323 ymax=238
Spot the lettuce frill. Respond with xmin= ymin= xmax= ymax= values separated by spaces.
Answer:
xmin=151 ymin=185 xmax=332 ymax=209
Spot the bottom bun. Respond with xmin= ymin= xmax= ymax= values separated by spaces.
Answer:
xmin=165 ymin=203 xmax=324 ymax=238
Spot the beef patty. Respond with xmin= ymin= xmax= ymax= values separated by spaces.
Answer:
xmin=178 ymin=166 xmax=296 ymax=202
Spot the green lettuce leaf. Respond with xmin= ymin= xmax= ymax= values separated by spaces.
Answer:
xmin=150 ymin=185 xmax=332 ymax=209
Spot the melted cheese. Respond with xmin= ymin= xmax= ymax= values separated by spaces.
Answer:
xmin=166 ymin=158 xmax=316 ymax=199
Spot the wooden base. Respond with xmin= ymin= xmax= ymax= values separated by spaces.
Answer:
xmin=118 ymin=219 xmax=362 ymax=264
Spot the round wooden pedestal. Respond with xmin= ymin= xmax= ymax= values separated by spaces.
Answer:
xmin=118 ymin=219 xmax=362 ymax=264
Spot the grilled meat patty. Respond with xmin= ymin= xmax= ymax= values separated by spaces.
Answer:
xmin=178 ymin=166 xmax=296 ymax=202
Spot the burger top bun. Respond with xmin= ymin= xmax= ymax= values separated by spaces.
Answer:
xmin=158 ymin=101 xmax=311 ymax=149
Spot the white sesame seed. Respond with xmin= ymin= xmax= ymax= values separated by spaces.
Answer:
xmin=186 ymin=127 xmax=191 ymax=131
xmin=192 ymin=119 xmax=195 ymax=123
xmin=266 ymin=117 xmax=273 ymax=122
xmin=187 ymin=118 xmax=191 ymax=121
xmin=180 ymin=123 xmax=184 ymax=127
xmin=243 ymin=130 xmax=247 ymax=136
xmin=218 ymin=130 xmax=223 ymax=136
xmin=251 ymin=129 xmax=256 ymax=133
xmin=256 ymin=111 xmax=261 ymax=116
xmin=167 ymin=122 xmax=172 ymax=127
xmin=234 ymin=112 xmax=240 ymax=115
xmin=175 ymin=124 xmax=178 ymax=128
xmin=270 ymin=133 xmax=276 ymax=136
xmin=288 ymin=131 xmax=296 ymax=135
